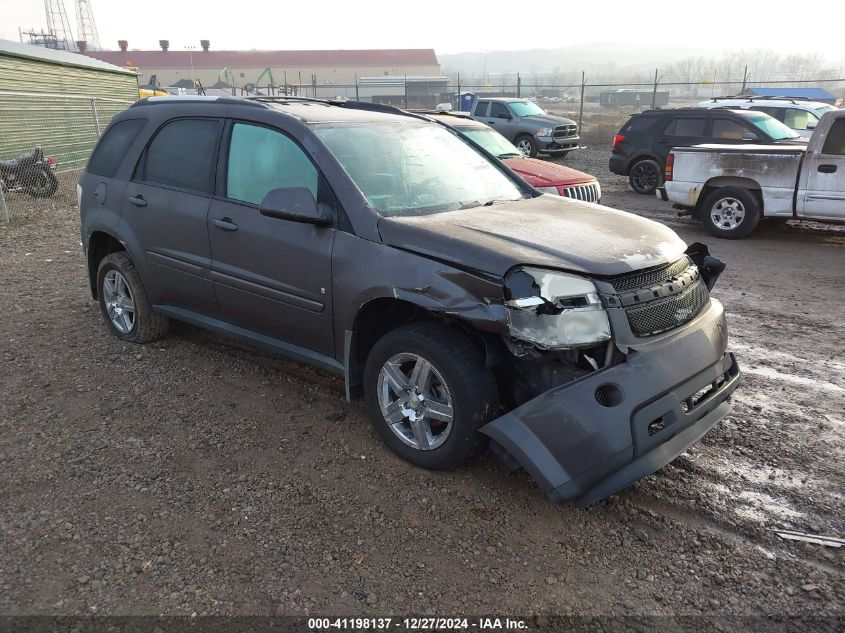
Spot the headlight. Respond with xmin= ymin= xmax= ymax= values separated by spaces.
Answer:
xmin=536 ymin=186 xmax=560 ymax=195
xmin=535 ymin=127 xmax=553 ymax=137
xmin=504 ymin=267 xmax=611 ymax=349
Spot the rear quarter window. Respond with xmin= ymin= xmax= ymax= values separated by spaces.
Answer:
xmin=622 ymin=115 xmax=659 ymax=133
xmin=474 ymin=102 xmax=490 ymax=117
xmin=821 ymin=119 xmax=845 ymax=155
xmin=87 ymin=118 xmax=146 ymax=178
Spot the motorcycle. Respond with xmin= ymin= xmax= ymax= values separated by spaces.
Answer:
xmin=0 ymin=147 xmax=59 ymax=198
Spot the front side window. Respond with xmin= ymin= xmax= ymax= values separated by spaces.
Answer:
xmin=821 ymin=120 xmax=845 ymax=155
xmin=508 ymin=101 xmax=545 ymax=117
xmin=712 ymin=118 xmax=749 ymax=140
xmin=783 ymin=108 xmax=814 ymax=130
xmin=490 ymin=103 xmax=510 ymax=119
xmin=746 ymin=114 xmax=800 ymax=141
xmin=88 ymin=118 xmax=146 ymax=178
xmin=314 ymin=122 xmax=524 ymax=216
xmin=141 ymin=118 xmax=219 ymax=193
xmin=226 ymin=122 xmax=318 ymax=205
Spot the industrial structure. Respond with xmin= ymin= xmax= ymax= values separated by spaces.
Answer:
xmin=21 ymin=0 xmax=102 ymax=52
xmin=81 ymin=42 xmax=442 ymax=97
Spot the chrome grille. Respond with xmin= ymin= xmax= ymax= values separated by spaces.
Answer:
xmin=624 ymin=277 xmax=709 ymax=337
xmin=562 ymin=183 xmax=599 ymax=203
xmin=553 ymin=125 xmax=577 ymax=138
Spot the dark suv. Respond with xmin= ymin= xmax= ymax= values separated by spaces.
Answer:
xmin=79 ymin=95 xmax=739 ymax=507
xmin=609 ymin=108 xmax=805 ymax=194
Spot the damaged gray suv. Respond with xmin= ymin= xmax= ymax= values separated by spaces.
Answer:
xmin=79 ymin=96 xmax=740 ymax=507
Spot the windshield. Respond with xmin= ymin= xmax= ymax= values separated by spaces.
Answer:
xmin=509 ymin=101 xmax=546 ymax=117
xmin=314 ymin=123 xmax=524 ymax=216
xmin=814 ymin=105 xmax=836 ymax=116
xmin=461 ymin=128 xmax=522 ymax=158
xmin=747 ymin=114 xmax=801 ymax=140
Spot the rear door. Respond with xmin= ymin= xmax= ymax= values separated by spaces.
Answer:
xmin=473 ymin=101 xmax=490 ymax=122
xmin=654 ymin=116 xmax=708 ymax=164
xmin=122 ymin=117 xmax=222 ymax=315
xmin=207 ymin=120 xmax=337 ymax=356
xmin=800 ymin=117 xmax=845 ymax=220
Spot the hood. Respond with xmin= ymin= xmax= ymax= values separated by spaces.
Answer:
xmin=378 ymin=196 xmax=687 ymax=277
xmin=520 ymin=114 xmax=575 ymax=127
xmin=503 ymin=157 xmax=595 ymax=187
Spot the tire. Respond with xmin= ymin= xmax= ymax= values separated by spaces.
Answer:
xmin=363 ymin=322 xmax=500 ymax=470
xmin=96 ymin=252 xmax=170 ymax=343
xmin=24 ymin=164 xmax=58 ymax=198
xmin=515 ymin=135 xmax=538 ymax=158
xmin=628 ymin=159 xmax=662 ymax=194
xmin=700 ymin=187 xmax=762 ymax=239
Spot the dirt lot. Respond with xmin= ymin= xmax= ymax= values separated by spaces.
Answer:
xmin=1 ymin=151 xmax=843 ymax=628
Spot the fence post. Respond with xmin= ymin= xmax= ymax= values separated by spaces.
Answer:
xmin=651 ymin=68 xmax=658 ymax=109
xmin=355 ymin=74 xmax=359 ymax=100
xmin=90 ymin=97 xmax=101 ymax=137
xmin=517 ymin=72 xmax=521 ymax=98
xmin=578 ymin=71 xmax=586 ymax=133
xmin=0 ymin=186 xmax=9 ymax=224
xmin=404 ymin=74 xmax=408 ymax=109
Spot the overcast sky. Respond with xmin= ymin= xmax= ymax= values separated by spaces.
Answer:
xmin=1 ymin=0 xmax=843 ymax=61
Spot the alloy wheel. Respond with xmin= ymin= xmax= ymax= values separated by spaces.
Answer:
xmin=377 ymin=352 xmax=454 ymax=451
xmin=711 ymin=197 xmax=746 ymax=230
xmin=102 ymin=270 xmax=136 ymax=334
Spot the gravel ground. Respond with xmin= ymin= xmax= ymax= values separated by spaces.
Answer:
xmin=0 ymin=151 xmax=843 ymax=627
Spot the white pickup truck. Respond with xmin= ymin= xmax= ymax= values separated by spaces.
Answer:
xmin=657 ymin=109 xmax=844 ymax=238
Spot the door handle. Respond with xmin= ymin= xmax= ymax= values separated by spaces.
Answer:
xmin=488 ymin=121 xmax=495 ymax=125
xmin=818 ymin=164 xmax=837 ymax=173
xmin=658 ymin=138 xmax=669 ymax=143
xmin=213 ymin=217 xmax=238 ymax=231
xmin=127 ymin=194 xmax=147 ymax=207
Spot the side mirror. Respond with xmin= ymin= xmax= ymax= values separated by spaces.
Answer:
xmin=806 ymin=119 xmax=817 ymax=130
xmin=259 ymin=187 xmax=333 ymax=226
xmin=741 ymin=131 xmax=760 ymax=142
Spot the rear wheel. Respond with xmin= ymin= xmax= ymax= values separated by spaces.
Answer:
xmin=628 ymin=159 xmax=662 ymax=194
xmin=24 ymin=164 xmax=58 ymax=198
xmin=701 ymin=187 xmax=762 ymax=239
xmin=363 ymin=322 xmax=499 ymax=470
xmin=97 ymin=252 xmax=170 ymax=343
xmin=515 ymin=135 xmax=537 ymax=158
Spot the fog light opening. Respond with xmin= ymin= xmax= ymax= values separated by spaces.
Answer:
xmin=595 ymin=384 xmax=623 ymax=408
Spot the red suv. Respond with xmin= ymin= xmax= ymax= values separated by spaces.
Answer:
xmin=427 ymin=112 xmax=601 ymax=203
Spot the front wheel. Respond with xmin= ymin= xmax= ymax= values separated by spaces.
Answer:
xmin=515 ymin=135 xmax=538 ymax=158
xmin=701 ymin=187 xmax=762 ymax=239
xmin=363 ymin=322 xmax=499 ymax=470
xmin=628 ymin=159 xmax=662 ymax=194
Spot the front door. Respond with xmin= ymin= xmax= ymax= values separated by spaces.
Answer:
xmin=208 ymin=121 xmax=336 ymax=356
xmin=122 ymin=117 xmax=222 ymax=315
xmin=800 ymin=117 xmax=845 ymax=220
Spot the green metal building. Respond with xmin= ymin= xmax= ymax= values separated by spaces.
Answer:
xmin=0 ymin=39 xmax=139 ymax=172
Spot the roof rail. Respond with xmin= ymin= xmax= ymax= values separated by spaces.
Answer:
xmin=746 ymin=95 xmax=810 ymax=103
xmin=130 ymin=95 xmax=264 ymax=108
xmin=246 ymin=95 xmax=430 ymax=121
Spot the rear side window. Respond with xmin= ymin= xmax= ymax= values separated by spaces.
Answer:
xmin=821 ymin=120 xmax=845 ymax=155
xmin=226 ymin=122 xmax=318 ymax=205
xmin=622 ymin=115 xmax=659 ymax=133
xmin=665 ymin=118 xmax=707 ymax=137
xmin=712 ymin=118 xmax=748 ymax=140
xmin=140 ymin=118 xmax=220 ymax=193
xmin=474 ymin=101 xmax=489 ymax=117
xmin=87 ymin=118 xmax=146 ymax=178
xmin=783 ymin=108 xmax=813 ymax=130
xmin=490 ymin=102 xmax=510 ymax=119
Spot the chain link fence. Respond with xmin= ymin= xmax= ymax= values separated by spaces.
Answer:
xmin=0 ymin=91 xmax=133 ymax=222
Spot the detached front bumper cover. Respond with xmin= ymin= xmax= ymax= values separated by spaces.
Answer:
xmin=480 ymin=300 xmax=740 ymax=507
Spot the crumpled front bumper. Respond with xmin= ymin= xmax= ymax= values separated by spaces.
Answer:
xmin=480 ymin=299 xmax=740 ymax=507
